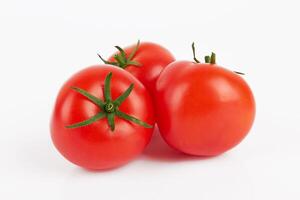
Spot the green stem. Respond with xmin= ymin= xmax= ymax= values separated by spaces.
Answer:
xmin=66 ymin=112 xmax=106 ymax=129
xmin=97 ymin=40 xmax=141 ymax=69
xmin=66 ymin=72 xmax=153 ymax=131
xmin=116 ymin=110 xmax=152 ymax=128
xmin=192 ymin=42 xmax=201 ymax=63
xmin=204 ymin=56 xmax=210 ymax=63
xmin=191 ymin=43 xmax=245 ymax=75
xmin=234 ymin=71 xmax=245 ymax=75
xmin=210 ymin=52 xmax=216 ymax=64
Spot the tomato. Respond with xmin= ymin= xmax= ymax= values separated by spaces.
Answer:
xmin=155 ymin=44 xmax=255 ymax=156
xmin=51 ymin=65 xmax=155 ymax=169
xmin=99 ymin=41 xmax=175 ymax=95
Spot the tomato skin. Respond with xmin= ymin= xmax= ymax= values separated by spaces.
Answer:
xmin=155 ymin=61 xmax=255 ymax=156
xmin=108 ymin=42 xmax=175 ymax=95
xmin=51 ymin=65 xmax=155 ymax=169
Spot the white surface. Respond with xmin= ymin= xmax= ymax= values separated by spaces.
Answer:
xmin=1 ymin=0 xmax=300 ymax=199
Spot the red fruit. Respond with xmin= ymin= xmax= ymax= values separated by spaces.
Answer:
xmin=155 ymin=43 xmax=255 ymax=156
xmin=51 ymin=65 xmax=155 ymax=169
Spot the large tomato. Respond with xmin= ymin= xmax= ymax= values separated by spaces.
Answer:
xmin=51 ymin=65 xmax=155 ymax=169
xmin=155 ymin=44 xmax=255 ymax=156
xmin=99 ymin=41 xmax=175 ymax=95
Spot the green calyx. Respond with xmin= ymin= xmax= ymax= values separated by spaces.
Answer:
xmin=66 ymin=72 xmax=153 ymax=131
xmin=104 ymin=102 xmax=115 ymax=113
xmin=191 ymin=42 xmax=244 ymax=75
xmin=192 ymin=42 xmax=216 ymax=64
xmin=98 ymin=40 xmax=141 ymax=69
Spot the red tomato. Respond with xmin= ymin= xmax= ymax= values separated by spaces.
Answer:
xmin=51 ymin=65 xmax=155 ymax=169
xmin=155 ymin=46 xmax=255 ymax=156
xmin=99 ymin=41 xmax=175 ymax=95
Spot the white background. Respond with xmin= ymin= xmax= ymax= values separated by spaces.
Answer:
xmin=1 ymin=0 xmax=300 ymax=199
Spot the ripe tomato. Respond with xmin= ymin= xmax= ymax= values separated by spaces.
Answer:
xmin=99 ymin=41 xmax=175 ymax=95
xmin=51 ymin=65 xmax=155 ymax=169
xmin=155 ymin=44 xmax=255 ymax=156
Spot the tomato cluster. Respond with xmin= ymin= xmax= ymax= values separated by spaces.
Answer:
xmin=51 ymin=41 xmax=255 ymax=170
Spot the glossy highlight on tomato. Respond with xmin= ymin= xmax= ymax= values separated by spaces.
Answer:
xmin=51 ymin=65 xmax=155 ymax=169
